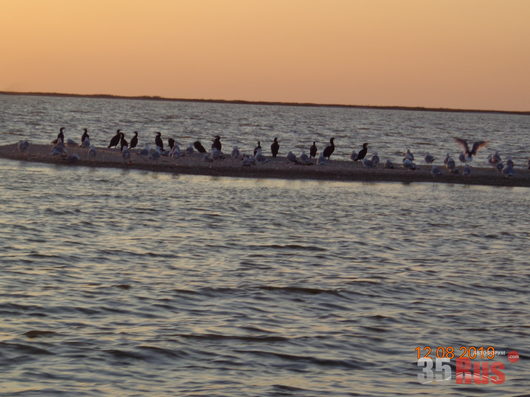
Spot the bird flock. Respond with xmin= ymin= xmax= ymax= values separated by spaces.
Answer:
xmin=15 ymin=127 xmax=530 ymax=177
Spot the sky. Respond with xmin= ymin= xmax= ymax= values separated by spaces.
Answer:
xmin=1 ymin=0 xmax=529 ymax=111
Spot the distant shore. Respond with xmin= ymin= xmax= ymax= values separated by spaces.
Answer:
xmin=1 ymin=91 xmax=529 ymax=116
xmin=2 ymin=142 xmax=529 ymax=188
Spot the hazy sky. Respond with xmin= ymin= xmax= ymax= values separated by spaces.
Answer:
xmin=1 ymin=0 xmax=529 ymax=111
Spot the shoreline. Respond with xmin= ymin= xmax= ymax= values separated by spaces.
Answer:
xmin=1 ymin=91 xmax=529 ymax=116
xmin=2 ymin=142 xmax=529 ymax=188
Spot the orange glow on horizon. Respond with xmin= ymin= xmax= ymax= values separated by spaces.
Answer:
xmin=1 ymin=0 xmax=529 ymax=111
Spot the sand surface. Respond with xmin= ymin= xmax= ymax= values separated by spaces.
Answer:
xmin=1 ymin=142 xmax=529 ymax=188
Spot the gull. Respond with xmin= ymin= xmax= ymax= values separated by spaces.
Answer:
xmin=454 ymin=137 xmax=488 ymax=162
xmin=384 ymin=159 xmax=394 ymax=169
xmin=231 ymin=146 xmax=240 ymax=159
xmin=404 ymin=149 xmax=414 ymax=161
xmin=371 ymin=152 xmax=380 ymax=167
xmin=463 ymin=164 xmax=472 ymax=176
xmin=424 ymin=153 xmax=435 ymax=164
xmin=17 ymin=140 xmax=30 ymax=153
xmin=488 ymin=151 xmax=502 ymax=166
xmin=88 ymin=145 xmax=97 ymax=160
xmin=287 ymin=151 xmax=298 ymax=164
xmin=403 ymin=158 xmax=416 ymax=170
xmin=431 ymin=165 xmax=442 ymax=177
xmin=122 ymin=147 xmax=131 ymax=164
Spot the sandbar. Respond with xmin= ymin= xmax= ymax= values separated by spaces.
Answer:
xmin=1 ymin=142 xmax=529 ymax=188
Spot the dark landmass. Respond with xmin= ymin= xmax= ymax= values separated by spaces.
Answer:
xmin=1 ymin=90 xmax=528 ymax=116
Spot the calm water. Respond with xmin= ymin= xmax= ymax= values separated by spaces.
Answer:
xmin=0 ymin=94 xmax=529 ymax=396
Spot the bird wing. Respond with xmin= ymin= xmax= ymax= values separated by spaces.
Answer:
xmin=453 ymin=137 xmax=470 ymax=153
xmin=471 ymin=140 xmax=488 ymax=155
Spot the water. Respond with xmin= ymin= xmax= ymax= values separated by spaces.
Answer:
xmin=0 ymin=94 xmax=529 ymax=396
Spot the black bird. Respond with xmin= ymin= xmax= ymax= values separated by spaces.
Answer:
xmin=309 ymin=141 xmax=317 ymax=158
xmin=155 ymin=132 xmax=164 ymax=151
xmin=130 ymin=131 xmax=138 ymax=149
xmin=212 ymin=135 xmax=222 ymax=151
xmin=108 ymin=129 xmax=121 ymax=148
xmin=254 ymin=141 xmax=262 ymax=156
xmin=81 ymin=128 xmax=89 ymax=144
xmin=271 ymin=137 xmax=279 ymax=158
xmin=168 ymin=138 xmax=175 ymax=150
xmin=120 ymin=132 xmax=128 ymax=151
xmin=454 ymin=137 xmax=488 ymax=162
xmin=54 ymin=127 xmax=65 ymax=144
xmin=323 ymin=137 xmax=335 ymax=159
xmin=194 ymin=140 xmax=207 ymax=153
xmin=354 ymin=143 xmax=368 ymax=161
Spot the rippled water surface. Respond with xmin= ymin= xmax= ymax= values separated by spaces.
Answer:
xmin=0 ymin=95 xmax=529 ymax=396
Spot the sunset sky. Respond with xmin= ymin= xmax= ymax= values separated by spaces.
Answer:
xmin=1 ymin=0 xmax=529 ymax=111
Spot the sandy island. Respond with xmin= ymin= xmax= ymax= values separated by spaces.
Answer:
xmin=1 ymin=142 xmax=529 ymax=188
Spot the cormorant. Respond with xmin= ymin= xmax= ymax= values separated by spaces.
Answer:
xmin=254 ymin=141 xmax=262 ymax=156
xmin=353 ymin=143 xmax=368 ymax=161
xmin=322 ymin=137 xmax=335 ymax=159
xmin=271 ymin=137 xmax=279 ymax=158
xmin=194 ymin=140 xmax=206 ymax=153
xmin=55 ymin=127 xmax=65 ymax=144
xmin=212 ymin=136 xmax=222 ymax=151
xmin=130 ymin=131 xmax=138 ymax=149
xmin=108 ymin=129 xmax=121 ymax=148
xmin=120 ymin=132 xmax=128 ymax=151
xmin=309 ymin=141 xmax=317 ymax=158
xmin=155 ymin=132 xmax=164 ymax=151
xmin=81 ymin=128 xmax=89 ymax=145
xmin=168 ymin=138 xmax=175 ymax=150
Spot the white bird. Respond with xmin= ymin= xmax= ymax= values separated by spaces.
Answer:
xmin=51 ymin=142 xmax=67 ymax=157
xmin=255 ymin=148 xmax=267 ymax=163
xmin=287 ymin=151 xmax=298 ymax=164
xmin=17 ymin=140 xmax=30 ymax=152
xmin=445 ymin=155 xmax=456 ymax=173
xmin=80 ymin=136 xmax=91 ymax=148
xmin=149 ymin=147 xmax=161 ymax=162
xmin=404 ymin=149 xmax=414 ymax=161
xmin=211 ymin=148 xmax=223 ymax=160
xmin=371 ymin=152 xmax=380 ymax=167
xmin=231 ymin=146 xmax=240 ymax=159
xmin=488 ymin=151 xmax=502 ymax=166
xmin=317 ymin=154 xmax=328 ymax=165
xmin=88 ymin=145 xmax=97 ymax=160
xmin=431 ymin=165 xmax=442 ymax=177
xmin=169 ymin=142 xmax=181 ymax=158
xmin=122 ymin=147 xmax=131 ymax=164
xmin=424 ymin=153 xmax=435 ymax=164
xmin=502 ymin=164 xmax=514 ymax=177
xmin=242 ymin=154 xmax=255 ymax=166
xmin=186 ymin=144 xmax=194 ymax=154
xmin=299 ymin=152 xmax=312 ymax=165
xmin=362 ymin=157 xmax=374 ymax=168
xmin=403 ymin=158 xmax=416 ymax=170
xmin=454 ymin=137 xmax=488 ymax=162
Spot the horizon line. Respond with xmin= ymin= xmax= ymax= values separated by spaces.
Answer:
xmin=1 ymin=90 xmax=529 ymax=116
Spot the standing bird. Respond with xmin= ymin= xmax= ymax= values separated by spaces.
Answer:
xmin=194 ymin=140 xmax=207 ymax=153
xmin=254 ymin=141 xmax=262 ymax=156
xmin=212 ymin=135 xmax=222 ymax=152
xmin=53 ymin=127 xmax=65 ymax=144
xmin=352 ymin=143 xmax=368 ymax=161
xmin=130 ymin=131 xmax=138 ymax=149
xmin=88 ymin=145 xmax=97 ymax=160
xmin=323 ymin=137 xmax=335 ymax=159
xmin=108 ymin=129 xmax=121 ymax=149
xmin=309 ymin=141 xmax=317 ymax=158
xmin=424 ymin=152 xmax=435 ymax=164
xmin=168 ymin=138 xmax=175 ymax=150
xmin=231 ymin=146 xmax=240 ymax=159
xmin=271 ymin=137 xmax=279 ymax=158
xmin=81 ymin=128 xmax=90 ymax=146
xmin=17 ymin=140 xmax=30 ymax=153
xmin=454 ymin=137 xmax=488 ymax=162
xmin=120 ymin=132 xmax=128 ymax=151
xmin=122 ymin=147 xmax=131 ymax=164
xmin=155 ymin=132 xmax=164 ymax=151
